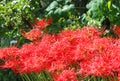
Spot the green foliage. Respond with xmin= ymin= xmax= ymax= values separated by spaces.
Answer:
xmin=0 ymin=0 xmax=31 ymax=47
xmin=83 ymin=0 xmax=120 ymax=26
xmin=21 ymin=71 xmax=53 ymax=81
xmin=0 ymin=0 xmax=30 ymax=36
xmin=0 ymin=69 xmax=22 ymax=81
xmin=45 ymin=0 xmax=82 ymax=33
xmin=45 ymin=0 xmax=75 ymax=17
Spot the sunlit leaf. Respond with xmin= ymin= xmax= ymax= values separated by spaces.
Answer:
xmin=107 ymin=0 xmax=112 ymax=10
xmin=54 ymin=8 xmax=62 ymax=15
xmin=45 ymin=1 xmax=58 ymax=11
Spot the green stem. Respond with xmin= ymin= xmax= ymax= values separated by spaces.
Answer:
xmin=93 ymin=77 xmax=97 ymax=81
xmin=22 ymin=73 xmax=31 ymax=81
xmin=97 ymin=77 xmax=101 ymax=81
xmin=102 ymin=77 xmax=107 ymax=81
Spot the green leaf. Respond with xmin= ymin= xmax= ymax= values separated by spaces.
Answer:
xmin=69 ymin=4 xmax=75 ymax=9
xmin=62 ymin=4 xmax=74 ymax=12
xmin=47 ymin=10 xmax=53 ymax=16
xmin=65 ymin=0 xmax=72 ymax=4
xmin=62 ymin=5 xmax=69 ymax=12
xmin=107 ymin=0 xmax=112 ymax=10
xmin=57 ymin=0 xmax=62 ymax=2
xmin=45 ymin=1 xmax=58 ymax=11
xmin=54 ymin=8 xmax=62 ymax=15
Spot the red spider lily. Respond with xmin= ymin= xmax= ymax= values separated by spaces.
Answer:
xmin=118 ymin=73 xmax=120 ymax=81
xmin=31 ymin=18 xmax=52 ymax=30
xmin=56 ymin=69 xmax=77 ymax=81
xmin=1 ymin=26 xmax=120 ymax=81
xmin=0 ymin=47 xmax=19 ymax=60
xmin=21 ymin=18 xmax=52 ymax=41
xmin=22 ymin=29 xmax=42 ymax=41
xmin=113 ymin=25 xmax=120 ymax=37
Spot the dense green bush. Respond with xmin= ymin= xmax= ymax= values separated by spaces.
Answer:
xmin=83 ymin=0 xmax=120 ymax=26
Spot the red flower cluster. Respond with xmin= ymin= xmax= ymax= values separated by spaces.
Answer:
xmin=113 ymin=25 xmax=120 ymax=37
xmin=31 ymin=18 xmax=52 ymax=30
xmin=56 ymin=69 xmax=77 ymax=81
xmin=23 ymin=29 xmax=42 ymax=41
xmin=21 ymin=18 xmax=52 ymax=41
xmin=1 ymin=26 xmax=120 ymax=81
